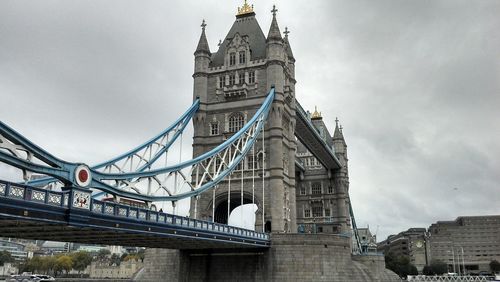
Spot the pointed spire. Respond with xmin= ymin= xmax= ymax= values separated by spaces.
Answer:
xmin=267 ymin=5 xmax=282 ymax=40
xmin=333 ymin=117 xmax=343 ymax=140
xmin=195 ymin=19 xmax=211 ymax=54
xmin=283 ymin=27 xmax=295 ymax=59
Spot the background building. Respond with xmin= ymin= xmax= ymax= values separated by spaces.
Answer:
xmin=0 ymin=239 xmax=27 ymax=262
xmin=377 ymin=228 xmax=428 ymax=272
xmin=427 ymin=215 xmax=500 ymax=274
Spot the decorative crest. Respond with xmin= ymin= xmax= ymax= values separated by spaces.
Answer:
xmin=237 ymin=0 xmax=254 ymax=16
xmin=201 ymin=19 xmax=207 ymax=31
xmin=311 ymin=106 xmax=322 ymax=119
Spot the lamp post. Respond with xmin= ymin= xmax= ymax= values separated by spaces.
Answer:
xmin=461 ymin=246 xmax=465 ymax=275
xmin=448 ymin=249 xmax=456 ymax=274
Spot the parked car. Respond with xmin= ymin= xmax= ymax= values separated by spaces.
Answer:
xmin=7 ymin=274 xmax=55 ymax=282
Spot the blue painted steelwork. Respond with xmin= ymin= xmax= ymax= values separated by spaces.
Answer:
xmin=89 ymin=89 xmax=275 ymax=201
xmin=349 ymin=197 xmax=363 ymax=254
xmin=0 ymin=89 xmax=274 ymax=204
xmin=0 ymin=179 xmax=270 ymax=248
xmin=26 ymin=99 xmax=200 ymax=188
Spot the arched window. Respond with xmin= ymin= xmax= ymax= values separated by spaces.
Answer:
xmin=228 ymin=113 xmax=245 ymax=133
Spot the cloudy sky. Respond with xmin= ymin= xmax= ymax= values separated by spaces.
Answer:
xmin=1 ymin=0 xmax=499 ymax=241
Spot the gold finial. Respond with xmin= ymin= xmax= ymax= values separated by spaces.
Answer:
xmin=237 ymin=0 xmax=254 ymax=16
xmin=311 ymin=106 xmax=322 ymax=119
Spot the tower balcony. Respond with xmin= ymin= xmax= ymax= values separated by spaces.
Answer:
xmin=223 ymin=83 xmax=249 ymax=99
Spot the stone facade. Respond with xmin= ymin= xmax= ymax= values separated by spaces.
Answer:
xmin=86 ymin=259 xmax=143 ymax=279
xmin=295 ymin=114 xmax=350 ymax=235
xmin=190 ymin=4 xmax=297 ymax=233
xmin=190 ymin=0 xmax=351 ymax=239
xmin=135 ymin=234 xmax=400 ymax=282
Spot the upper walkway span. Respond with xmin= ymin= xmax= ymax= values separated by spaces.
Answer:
xmin=295 ymin=101 xmax=342 ymax=170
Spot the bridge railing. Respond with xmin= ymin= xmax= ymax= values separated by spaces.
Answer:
xmin=89 ymin=198 xmax=269 ymax=240
xmin=0 ymin=179 xmax=269 ymax=241
xmin=0 ymin=179 xmax=69 ymax=207
xmin=407 ymin=276 xmax=495 ymax=282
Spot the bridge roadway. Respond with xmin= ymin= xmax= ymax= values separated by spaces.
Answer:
xmin=0 ymin=180 xmax=269 ymax=249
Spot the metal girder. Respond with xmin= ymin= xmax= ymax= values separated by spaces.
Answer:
xmin=0 ymin=183 xmax=270 ymax=249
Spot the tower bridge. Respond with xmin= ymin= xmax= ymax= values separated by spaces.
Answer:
xmin=0 ymin=2 xmax=400 ymax=281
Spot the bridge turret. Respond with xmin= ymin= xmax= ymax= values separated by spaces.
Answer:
xmin=193 ymin=20 xmax=211 ymax=146
xmin=193 ymin=19 xmax=211 ymax=104
xmin=265 ymin=5 xmax=285 ymax=93
xmin=333 ymin=118 xmax=347 ymax=159
xmin=332 ymin=118 xmax=350 ymax=234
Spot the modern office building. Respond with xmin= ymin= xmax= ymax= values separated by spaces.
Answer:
xmin=377 ymin=228 xmax=428 ymax=272
xmin=427 ymin=215 xmax=500 ymax=274
xmin=0 ymin=239 xmax=28 ymax=262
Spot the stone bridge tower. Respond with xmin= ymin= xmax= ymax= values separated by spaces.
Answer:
xmin=190 ymin=3 xmax=297 ymax=233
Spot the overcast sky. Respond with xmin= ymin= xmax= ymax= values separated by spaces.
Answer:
xmin=1 ymin=0 xmax=499 ymax=241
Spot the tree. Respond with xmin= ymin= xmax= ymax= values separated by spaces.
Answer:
xmin=71 ymin=251 xmax=92 ymax=274
xmin=97 ymin=249 xmax=111 ymax=261
xmin=42 ymin=256 xmax=57 ymax=275
xmin=384 ymin=253 xmax=419 ymax=278
xmin=55 ymin=255 xmax=73 ymax=275
xmin=422 ymin=265 xmax=433 ymax=275
xmin=110 ymin=253 xmax=121 ymax=266
xmin=423 ymin=260 xmax=448 ymax=275
xmin=0 ymin=250 xmax=14 ymax=266
xmin=137 ymin=248 xmax=145 ymax=262
xmin=490 ymin=260 xmax=500 ymax=273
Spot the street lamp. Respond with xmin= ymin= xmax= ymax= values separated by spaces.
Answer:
xmin=447 ymin=249 xmax=456 ymax=274
xmin=460 ymin=246 xmax=465 ymax=275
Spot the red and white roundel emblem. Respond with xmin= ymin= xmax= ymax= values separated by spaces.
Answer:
xmin=75 ymin=165 xmax=92 ymax=187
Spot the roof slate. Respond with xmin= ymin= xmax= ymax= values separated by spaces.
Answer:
xmin=210 ymin=14 xmax=267 ymax=67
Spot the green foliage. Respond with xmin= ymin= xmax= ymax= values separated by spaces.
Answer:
xmin=384 ymin=252 xmax=419 ymax=278
xmin=423 ymin=260 xmax=448 ymax=275
xmin=490 ymin=260 xmax=500 ymax=273
xmin=71 ymin=251 xmax=92 ymax=273
xmin=97 ymin=249 xmax=111 ymax=261
xmin=55 ymin=255 xmax=73 ymax=274
xmin=0 ymin=250 xmax=14 ymax=266
xmin=110 ymin=253 xmax=121 ymax=266
xmin=122 ymin=254 xmax=140 ymax=262
xmin=137 ymin=248 xmax=145 ymax=262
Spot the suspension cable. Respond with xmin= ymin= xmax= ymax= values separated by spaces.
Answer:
xmin=240 ymin=159 xmax=244 ymax=228
xmin=212 ymin=185 xmax=216 ymax=222
xmin=212 ymin=158 xmax=217 ymax=222
xmin=262 ymin=122 xmax=265 ymax=232
xmin=227 ymin=146 xmax=232 ymax=224
xmin=227 ymin=173 xmax=231 ymax=224
xmin=252 ymin=143 xmax=255 ymax=208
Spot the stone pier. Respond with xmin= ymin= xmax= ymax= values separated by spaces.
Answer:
xmin=134 ymin=233 xmax=399 ymax=281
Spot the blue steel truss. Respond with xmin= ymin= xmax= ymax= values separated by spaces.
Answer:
xmin=0 ymin=89 xmax=275 ymax=203
xmin=25 ymin=98 xmax=200 ymax=188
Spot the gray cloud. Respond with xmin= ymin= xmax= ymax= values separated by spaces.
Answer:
xmin=1 ymin=0 xmax=499 ymax=240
